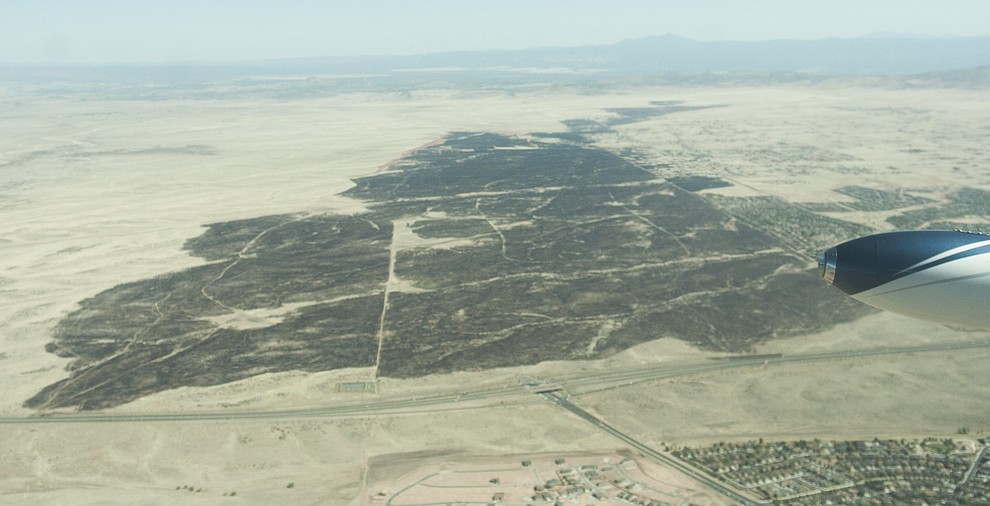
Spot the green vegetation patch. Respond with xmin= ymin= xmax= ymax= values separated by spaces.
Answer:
xmin=887 ymin=187 xmax=990 ymax=230
xmin=706 ymin=194 xmax=873 ymax=256
xmin=665 ymin=176 xmax=732 ymax=192
xmin=834 ymin=185 xmax=933 ymax=212
xmin=32 ymin=130 xmax=871 ymax=410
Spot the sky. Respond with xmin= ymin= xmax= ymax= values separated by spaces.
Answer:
xmin=2 ymin=0 xmax=989 ymax=64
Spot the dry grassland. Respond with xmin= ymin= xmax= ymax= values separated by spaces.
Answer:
xmin=1 ymin=83 xmax=989 ymax=505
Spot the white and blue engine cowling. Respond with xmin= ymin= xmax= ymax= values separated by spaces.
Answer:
xmin=819 ymin=230 xmax=990 ymax=329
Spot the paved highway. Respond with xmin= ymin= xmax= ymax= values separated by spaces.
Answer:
xmin=4 ymin=338 xmax=986 ymax=505
xmin=0 ymin=386 xmax=535 ymax=424
xmin=1 ymin=339 xmax=987 ymax=425
xmin=541 ymin=390 xmax=763 ymax=505
xmin=561 ymin=339 xmax=990 ymax=397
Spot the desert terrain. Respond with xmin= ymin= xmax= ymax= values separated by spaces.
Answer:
xmin=2 ymin=81 xmax=990 ymax=505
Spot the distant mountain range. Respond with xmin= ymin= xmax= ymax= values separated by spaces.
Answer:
xmin=4 ymin=35 xmax=989 ymax=89
xmin=269 ymin=34 xmax=990 ymax=76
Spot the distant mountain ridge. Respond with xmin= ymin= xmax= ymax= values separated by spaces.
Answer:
xmin=4 ymin=35 xmax=989 ymax=90
xmin=277 ymin=34 xmax=990 ymax=76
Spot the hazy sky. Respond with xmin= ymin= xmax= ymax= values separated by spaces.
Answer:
xmin=3 ymin=0 xmax=989 ymax=64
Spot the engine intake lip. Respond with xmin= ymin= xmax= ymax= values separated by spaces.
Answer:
xmin=818 ymin=247 xmax=837 ymax=284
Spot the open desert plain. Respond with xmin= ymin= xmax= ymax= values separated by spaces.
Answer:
xmin=2 ymin=69 xmax=990 ymax=506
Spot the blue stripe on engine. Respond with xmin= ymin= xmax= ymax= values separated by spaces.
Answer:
xmin=894 ymin=243 xmax=990 ymax=278
xmin=871 ymin=266 xmax=990 ymax=296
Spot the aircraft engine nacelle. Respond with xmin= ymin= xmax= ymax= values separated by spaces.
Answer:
xmin=819 ymin=230 xmax=990 ymax=329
